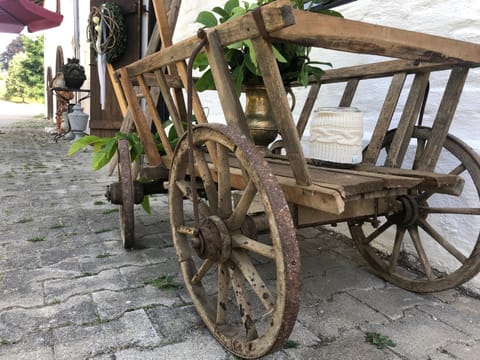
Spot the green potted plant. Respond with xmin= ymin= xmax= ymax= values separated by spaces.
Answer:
xmin=193 ymin=0 xmax=342 ymax=146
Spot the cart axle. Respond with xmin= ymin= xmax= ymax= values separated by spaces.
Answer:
xmin=105 ymin=179 xmax=167 ymax=205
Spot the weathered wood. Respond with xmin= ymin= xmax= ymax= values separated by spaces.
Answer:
xmin=107 ymin=64 xmax=128 ymax=116
xmin=339 ymin=78 xmax=359 ymax=107
xmin=152 ymin=0 xmax=187 ymax=122
xmin=363 ymin=72 xmax=407 ymax=164
xmin=355 ymin=164 xmax=464 ymax=195
xmin=272 ymin=10 xmax=480 ymax=64
xmin=385 ymin=72 xmax=430 ymax=168
xmin=154 ymin=69 xmax=184 ymax=137
xmin=118 ymin=67 xmax=163 ymax=166
xmin=417 ymin=66 xmax=469 ymax=171
xmin=126 ymin=1 xmax=295 ymax=77
xmin=296 ymin=83 xmax=320 ymax=138
xmin=252 ymin=35 xmax=312 ymax=186
xmin=137 ymin=74 xmax=174 ymax=160
xmin=204 ymin=30 xmax=251 ymax=139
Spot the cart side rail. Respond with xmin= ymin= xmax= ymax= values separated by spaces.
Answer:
xmin=272 ymin=9 xmax=480 ymax=65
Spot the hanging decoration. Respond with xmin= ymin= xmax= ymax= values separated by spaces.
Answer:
xmin=87 ymin=2 xmax=127 ymax=109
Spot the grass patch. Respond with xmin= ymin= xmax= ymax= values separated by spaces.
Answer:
xmin=15 ymin=217 xmax=33 ymax=224
xmin=27 ymin=236 xmax=46 ymax=243
xmin=365 ymin=332 xmax=396 ymax=349
xmin=0 ymin=339 xmax=9 ymax=346
xmin=49 ymin=222 xmax=66 ymax=229
xmin=96 ymin=252 xmax=112 ymax=259
xmin=145 ymin=275 xmax=182 ymax=290
xmin=102 ymin=208 xmax=118 ymax=215
xmin=283 ymin=340 xmax=300 ymax=349
xmin=94 ymin=200 xmax=106 ymax=206
xmin=94 ymin=228 xmax=112 ymax=234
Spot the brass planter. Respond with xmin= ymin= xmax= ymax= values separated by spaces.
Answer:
xmin=245 ymin=86 xmax=278 ymax=148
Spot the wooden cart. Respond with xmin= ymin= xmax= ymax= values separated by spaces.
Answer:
xmin=106 ymin=0 xmax=480 ymax=358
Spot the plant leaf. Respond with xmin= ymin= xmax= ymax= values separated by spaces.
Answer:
xmin=194 ymin=69 xmax=215 ymax=92
xmin=195 ymin=11 xmax=218 ymax=28
xmin=224 ymin=0 xmax=240 ymax=15
xmin=212 ymin=6 xmax=228 ymax=19
xmin=141 ymin=195 xmax=151 ymax=214
xmin=272 ymin=45 xmax=288 ymax=63
xmin=68 ymin=135 xmax=102 ymax=156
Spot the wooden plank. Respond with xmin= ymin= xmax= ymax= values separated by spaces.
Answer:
xmin=152 ymin=0 xmax=187 ymax=122
xmin=355 ymin=164 xmax=464 ymax=195
xmin=252 ymin=35 xmax=312 ymax=186
xmin=339 ymin=78 xmax=359 ymax=107
xmin=204 ymin=30 xmax=251 ymax=139
xmin=272 ymin=10 xmax=480 ymax=64
xmin=154 ymin=69 xmax=184 ymax=137
xmin=363 ymin=72 xmax=407 ymax=164
xmin=137 ymin=74 xmax=174 ymax=160
xmin=385 ymin=72 xmax=430 ymax=168
xmin=126 ymin=1 xmax=295 ymax=77
xmin=316 ymin=60 xmax=477 ymax=85
xmin=118 ymin=68 xmax=163 ymax=166
xmin=417 ymin=66 xmax=469 ymax=171
xmin=107 ymin=63 xmax=128 ymax=116
xmin=296 ymin=83 xmax=320 ymax=138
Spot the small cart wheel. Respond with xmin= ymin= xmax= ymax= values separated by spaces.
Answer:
xmin=118 ymin=139 xmax=135 ymax=249
xmin=169 ymin=124 xmax=301 ymax=359
xmin=350 ymin=126 xmax=480 ymax=292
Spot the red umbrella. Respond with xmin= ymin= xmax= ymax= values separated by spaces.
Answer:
xmin=0 ymin=0 xmax=63 ymax=33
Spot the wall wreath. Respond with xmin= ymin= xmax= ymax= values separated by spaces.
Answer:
xmin=87 ymin=2 xmax=127 ymax=63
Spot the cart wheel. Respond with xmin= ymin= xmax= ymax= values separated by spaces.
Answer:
xmin=350 ymin=126 xmax=480 ymax=292
xmin=118 ymin=139 xmax=135 ymax=248
xmin=169 ymin=123 xmax=301 ymax=359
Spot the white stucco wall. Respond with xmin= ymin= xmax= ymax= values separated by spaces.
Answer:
xmin=174 ymin=0 xmax=480 ymax=292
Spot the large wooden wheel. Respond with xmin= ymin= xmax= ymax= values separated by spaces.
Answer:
xmin=169 ymin=123 xmax=301 ymax=358
xmin=350 ymin=126 xmax=480 ymax=292
xmin=117 ymin=139 xmax=135 ymax=248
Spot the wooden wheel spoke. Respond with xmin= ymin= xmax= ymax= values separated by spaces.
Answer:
xmin=217 ymin=143 xmax=232 ymax=218
xmin=232 ymin=233 xmax=275 ymax=259
xmin=449 ymin=163 xmax=466 ymax=176
xmin=418 ymin=218 xmax=467 ymax=264
xmin=216 ymin=263 xmax=229 ymax=325
xmin=175 ymin=179 xmax=212 ymax=216
xmin=389 ymin=227 xmax=406 ymax=273
xmin=227 ymin=179 xmax=257 ymax=231
xmin=363 ymin=219 xmax=393 ymax=245
xmin=229 ymin=264 xmax=259 ymax=341
xmin=191 ymin=258 xmax=215 ymax=285
xmin=194 ymin=148 xmax=218 ymax=211
xmin=408 ymin=226 xmax=435 ymax=280
xmin=421 ymin=206 xmax=480 ymax=215
xmin=231 ymin=250 xmax=275 ymax=312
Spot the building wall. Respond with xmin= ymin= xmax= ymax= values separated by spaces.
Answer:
xmin=173 ymin=0 xmax=480 ymax=292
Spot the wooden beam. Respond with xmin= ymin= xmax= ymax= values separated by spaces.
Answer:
xmin=126 ymin=0 xmax=295 ymax=77
xmin=272 ymin=10 xmax=480 ymax=64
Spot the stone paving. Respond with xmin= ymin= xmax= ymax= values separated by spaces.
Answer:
xmin=1 ymin=113 xmax=480 ymax=359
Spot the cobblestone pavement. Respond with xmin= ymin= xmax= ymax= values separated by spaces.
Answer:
xmin=1 ymin=114 xmax=479 ymax=359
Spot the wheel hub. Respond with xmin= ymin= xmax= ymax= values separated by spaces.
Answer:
xmin=388 ymin=195 xmax=420 ymax=227
xmin=192 ymin=216 xmax=232 ymax=263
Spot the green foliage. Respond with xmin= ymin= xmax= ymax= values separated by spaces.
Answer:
xmin=145 ymin=275 xmax=183 ymax=290
xmin=365 ymin=332 xmax=396 ymax=349
xmin=4 ymin=35 xmax=44 ymax=101
xmin=194 ymin=0 xmax=341 ymax=94
xmin=283 ymin=339 xmax=300 ymax=349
